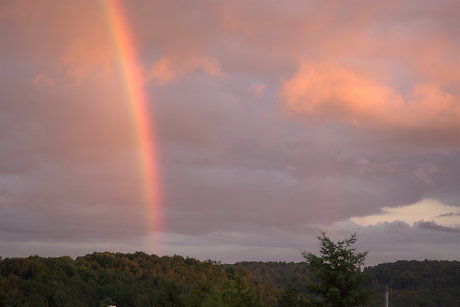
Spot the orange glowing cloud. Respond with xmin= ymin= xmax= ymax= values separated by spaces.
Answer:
xmin=148 ymin=55 xmax=224 ymax=85
xmin=60 ymin=36 xmax=114 ymax=80
xmin=281 ymin=62 xmax=460 ymax=135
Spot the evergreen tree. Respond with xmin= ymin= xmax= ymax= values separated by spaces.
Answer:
xmin=303 ymin=232 xmax=370 ymax=307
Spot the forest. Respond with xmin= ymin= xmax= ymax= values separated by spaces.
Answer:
xmin=0 ymin=252 xmax=459 ymax=306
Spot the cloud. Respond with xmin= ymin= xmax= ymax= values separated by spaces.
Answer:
xmin=148 ymin=55 xmax=224 ymax=85
xmin=2 ymin=0 xmax=460 ymax=264
xmin=280 ymin=62 xmax=460 ymax=145
xmin=60 ymin=37 xmax=113 ymax=80
xmin=414 ymin=164 xmax=439 ymax=186
xmin=416 ymin=221 xmax=460 ymax=233
xmin=351 ymin=199 xmax=460 ymax=228
xmin=32 ymin=72 xmax=55 ymax=86
xmin=437 ymin=212 xmax=460 ymax=218
xmin=248 ymin=83 xmax=266 ymax=96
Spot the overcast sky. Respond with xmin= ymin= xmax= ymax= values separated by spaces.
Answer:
xmin=1 ymin=0 xmax=459 ymax=265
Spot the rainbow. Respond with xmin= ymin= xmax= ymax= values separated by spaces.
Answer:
xmin=102 ymin=0 xmax=162 ymax=249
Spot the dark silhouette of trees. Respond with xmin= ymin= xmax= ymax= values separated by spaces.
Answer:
xmin=303 ymin=232 xmax=370 ymax=307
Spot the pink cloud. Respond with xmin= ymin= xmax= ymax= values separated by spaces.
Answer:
xmin=281 ymin=62 xmax=460 ymax=137
xmin=148 ymin=55 xmax=224 ymax=85
xmin=32 ymin=72 xmax=55 ymax=86
xmin=248 ymin=83 xmax=266 ymax=96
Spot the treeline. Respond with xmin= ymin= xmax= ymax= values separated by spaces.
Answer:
xmin=237 ymin=260 xmax=460 ymax=306
xmin=0 ymin=252 xmax=279 ymax=306
xmin=366 ymin=260 xmax=460 ymax=306
xmin=0 ymin=253 xmax=460 ymax=306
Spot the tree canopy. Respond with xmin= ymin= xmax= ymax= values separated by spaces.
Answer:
xmin=0 ymin=252 xmax=276 ymax=307
xmin=303 ymin=232 xmax=370 ymax=307
xmin=2 ymin=250 xmax=460 ymax=306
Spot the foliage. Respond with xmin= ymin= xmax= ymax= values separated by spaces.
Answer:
xmin=302 ymin=232 xmax=370 ymax=307
xmin=0 ymin=252 xmax=276 ymax=307
xmin=364 ymin=260 xmax=460 ymax=307
xmin=1 ymin=252 xmax=460 ymax=306
xmin=235 ymin=261 xmax=312 ymax=293
xmin=277 ymin=284 xmax=312 ymax=307
xmin=240 ymin=259 xmax=460 ymax=307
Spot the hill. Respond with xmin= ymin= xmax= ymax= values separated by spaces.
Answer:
xmin=1 ymin=253 xmax=460 ymax=306
xmin=237 ymin=260 xmax=460 ymax=306
xmin=0 ymin=252 xmax=278 ymax=306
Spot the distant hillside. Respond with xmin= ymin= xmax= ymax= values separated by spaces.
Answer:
xmin=1 ymin=253 xmax=459 ymax=306
xmin=237 ymin=260 xmax=460 ymax=306
xmin=365 ymin=260 xmax=460 ymax=306
xmin=234 ymin=261 xmax=311 ymax=292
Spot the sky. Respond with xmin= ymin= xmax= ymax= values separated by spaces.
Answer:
xmin=1 ymin=0 xmax=459 ymax=265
